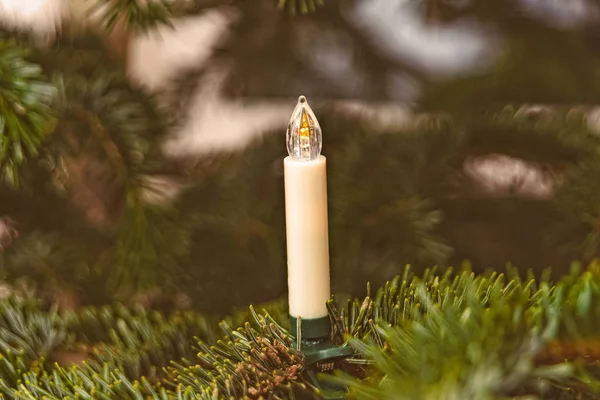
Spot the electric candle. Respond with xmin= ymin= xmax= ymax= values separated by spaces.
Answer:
xmin=284 ymin=96 xmax=331 ymax=337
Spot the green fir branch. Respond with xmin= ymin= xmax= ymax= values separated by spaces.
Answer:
xmin=0 ymin=298 xmax=69 ymax=361
xmin=0 ymin=40 xmax=57 ymax=188
xmin=86 ymin=0 xmax=324 ymax=33
xmin=325 ymin=264 xmax=600 ymax=399
xmin=88 ymin=0 xmax=175 ymax=33
xmin=169 ymin=306 xmax=307 ymax=399
xmin=2 ymin=231 xmax=92 ymax=295
xmin=71 ymin=303 xmax=218 ymax=381
xmin=1 ymin=266 xmax=600 ymax=398
xmin=34 ymin=35 xmax=180 ymax=296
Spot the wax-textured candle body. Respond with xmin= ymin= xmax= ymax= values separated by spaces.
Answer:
xmin=284 ymin=155 xmax=331 ymax=319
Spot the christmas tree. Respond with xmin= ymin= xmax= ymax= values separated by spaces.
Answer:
xmin=2 ymin=0 xmax=600 ymax=398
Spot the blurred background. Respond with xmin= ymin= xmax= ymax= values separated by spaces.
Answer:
xmin=2 ymin=0 xmax=600 ymax=316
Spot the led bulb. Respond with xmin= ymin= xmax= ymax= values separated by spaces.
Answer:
xmin=286 ymin=95 xmax=322 ymax=161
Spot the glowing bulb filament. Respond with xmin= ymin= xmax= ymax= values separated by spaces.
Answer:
xmin=286 ymin=95 xmax=322 ymax=161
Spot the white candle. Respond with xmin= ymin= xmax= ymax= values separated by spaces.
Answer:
xmin=284 ymin=96 xmax=331 ymax=319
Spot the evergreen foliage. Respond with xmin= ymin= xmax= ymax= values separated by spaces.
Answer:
xmin=2 ymin=0 xmax=600 ymax=314
xmin=4 ymin=0 xmax=600 ymax=398
xmin=0 ymin=30 xmax=189 ymax=303
xmin=0 ymin=40 xmax=56 ymax=187
xmin=0 ymin=266 xmax=599 ymax=398
xmin=326 ymin=263 xmax=600 ymax=399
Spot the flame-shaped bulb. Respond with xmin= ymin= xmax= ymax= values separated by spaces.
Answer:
xmin=286 ymin=95 xmax=322 ymax=161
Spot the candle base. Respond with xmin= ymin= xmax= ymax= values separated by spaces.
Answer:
xmin=290 ymin=316 xmax=355 ymax=400
xmin=290 ymin=315 xmax=330 ymax=340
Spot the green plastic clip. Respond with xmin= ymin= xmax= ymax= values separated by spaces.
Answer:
xmin=291 ymin=315 xmax=354 ymax=400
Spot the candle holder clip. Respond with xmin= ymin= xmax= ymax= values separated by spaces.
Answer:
xmin=291 ymin=316 xmax=354 ymax=400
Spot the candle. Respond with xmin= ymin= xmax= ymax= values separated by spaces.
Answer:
xmin=284 ymin=96 xmax=331 ymax=334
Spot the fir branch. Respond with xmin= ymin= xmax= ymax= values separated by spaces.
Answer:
xmin=69 ymin=303 xmax=218 ymax=381
xmin=0 ymin=298 xmax=68 ymax=361
xmin=324 ymin=265 xmax=600 ymax=399
xmin=88 ymin=0 xmax=175 ymax=34
xmin=325 ymin=266 xmax=554 ymax=399
xmin=2 ymin=231 xmax=92 ymax=297
xmin=0 ymin=302 xmax=218 ymax=398
xmin=0 ymin=361 xmax=158 ymax=399
xmin=0 ymin=350 xmax=39 ymax=390
xmin=0 ymin=266 xmax=600 ymax=398
xmin=87 ymin=0 xmax=322 ymax=33
xmin=552 ymin=158 xmax=600 ymax=261
xmin=32 ymin=35 xmax=181 ymax=296
xmin=169 ymin=306 xmax=308 ymax=399
xmin=224 ymin=297 xmax=288 ymax=329
xmin=0 ymin=40 xmax=57 ymax=188
xmin=108 ymin=200 xmax=192 ymax=297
